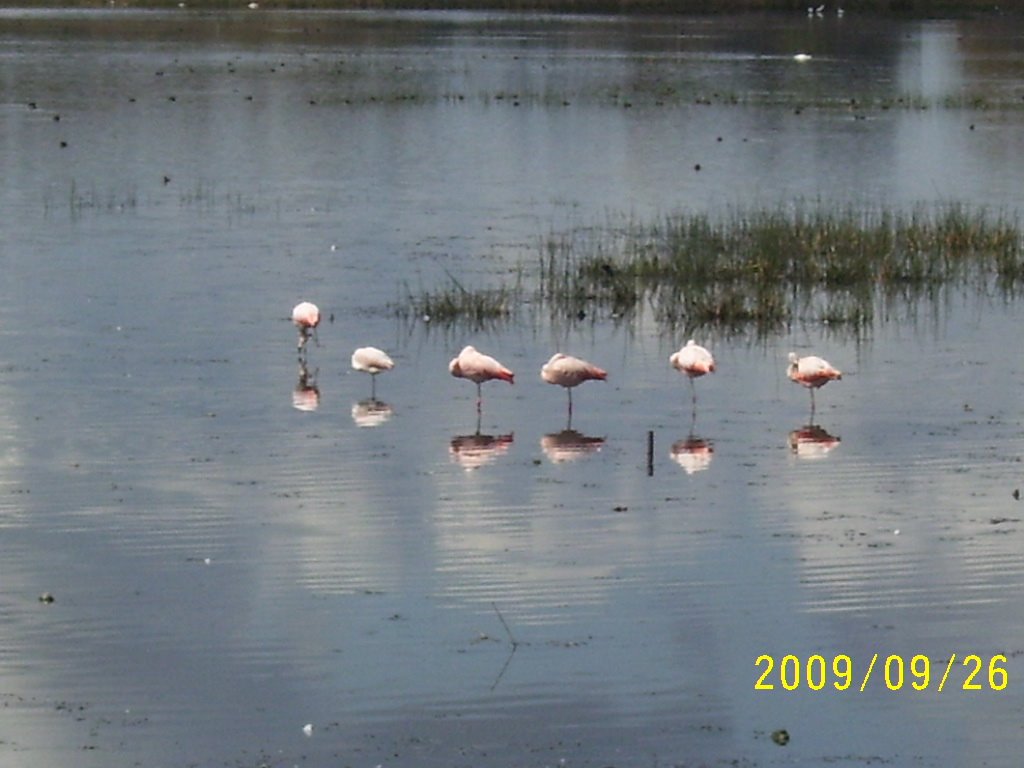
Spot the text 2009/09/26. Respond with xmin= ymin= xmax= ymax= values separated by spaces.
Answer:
xmin=754 ymin=653 xmax=1008 ymax=692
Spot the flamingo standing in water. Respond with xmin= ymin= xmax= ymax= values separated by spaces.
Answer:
xmin=291 ymin=301 xmax=320 ymax=357
xmin=670 ymin=339 xmax=715 ymax=404
xmin=540 ymin=353 xmax=607 ymax=418
xmin=788 ymin=351 xmax=842 ymax=416
xmin=351 ymin=346 xmax=394 ymax=399
xmin=449 ymin=345 xmax=514 ymax=412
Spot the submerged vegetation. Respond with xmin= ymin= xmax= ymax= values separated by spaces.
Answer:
xmin=401 ymin=204 xmax=1024 ymax=337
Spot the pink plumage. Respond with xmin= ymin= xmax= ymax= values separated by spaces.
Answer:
xmin=670 ymin=339 xmax=715 ymax=378
xmin=291 ymin=301 xmax=320 ymax=330
xmin=291 ymin=301 xmax=320 ymax=355
xmin=541 ymin=353 xmax=607 ymax=416
xmin=351 ymin=346 xmax=394 ymax=375
xmin=449 ymin=345 xmax=514 ymax=411
xmin=670 ymin=339 xmax=715 ymax=405
xmin=787 ymin=352 xmax=842 ymax=389
xmin=351 ymin=346 xmax=394 ymax=398
xmin=540 ymin=353 xmax=607 ymax=389
xmin=788 ymin=351 xmax=842 ymax=416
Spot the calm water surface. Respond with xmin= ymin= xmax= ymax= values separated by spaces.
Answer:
xmin=3 ymin=8 xmax=1024 ymax=767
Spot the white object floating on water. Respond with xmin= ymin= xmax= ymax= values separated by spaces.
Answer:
xmin=794 ymin=53 xmax=812 ymax=62
xmin=302 ymin=723 xmax=314 ymax=736
xmin=247 ymin=2 xmax=258 ymax=8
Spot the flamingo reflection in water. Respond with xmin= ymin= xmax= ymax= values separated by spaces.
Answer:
xmin=351 ymin=399 xmax=393 ymax=428
xmin=292 ymin=362 xmax=320 ymax=412
xmin=450 ymin=411 xmax=514 ymax=470
xmin=670 ymin=435 xmax=714 ymax=474
xmin=540 ymin=429 xmax=606 ymax=464
xmin=788 ymin=424 xmax=841 ymax=459
xmin=669 ymin=400 xmax=714 ymax=474
xmin=450 ymin=430 xmax=515 ymax=470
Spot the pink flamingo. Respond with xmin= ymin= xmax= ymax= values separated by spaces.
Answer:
xmin=449 ymin=345 xmax=514 ymax=412
xmin=351 ymin=346 xmax=394 ymax=399
xmin=670 ymin=339 xmax=715 ymax=404
xmin=540 ymin=353 xmax=607 ymax=417
xmin=291 ymin=301 xmax=320 ymax=356
xmin=788 ymin=351 xmax=842 ymax=415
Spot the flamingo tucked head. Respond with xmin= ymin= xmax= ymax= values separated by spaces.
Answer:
xmin=449 ymin=345 xmax=514 ymax=385
xmin=788 ymin=352 xmax=842 ymax=389
xmin=540 ymin=353 xmax=607 ymax=390
xmin=292 ymin=301 xmax=320 ymax=330
xmin=292 ymin=301 xmax=321 ymax=354
xmin=670 ymin=339 xmax=715 ymax=379
xmin=351 ymin=346 xmax=395 ymax=376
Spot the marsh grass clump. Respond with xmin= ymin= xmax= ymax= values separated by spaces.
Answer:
xmin=403 ymin=204 xmax=1023 ymax=336
xmin=399 ymin=270 xmax=522 ymax=329
xmin=539 ymin=203 xmax=1024 ymax=334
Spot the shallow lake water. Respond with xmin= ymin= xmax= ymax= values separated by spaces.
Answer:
xmin=3 ymin=7 xmax=1024 ymax=767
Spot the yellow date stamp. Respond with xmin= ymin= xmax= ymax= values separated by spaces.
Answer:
xmin=754 ymin=653 xmax=1008 ymax=692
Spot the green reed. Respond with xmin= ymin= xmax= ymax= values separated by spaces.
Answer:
xmin=539 ymin=204 xmax=1024 ymax=335
xmin=398 ymin=270 xmax=522 ymax=329
xmin=398 ymin=204 xmax=1023 ymax=335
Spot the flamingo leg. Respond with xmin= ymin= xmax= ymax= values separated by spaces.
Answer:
xmin=567 ymin=387 xmax=574 ymax=418
xmin=476 ymin=382 xmax=483 ymax=413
